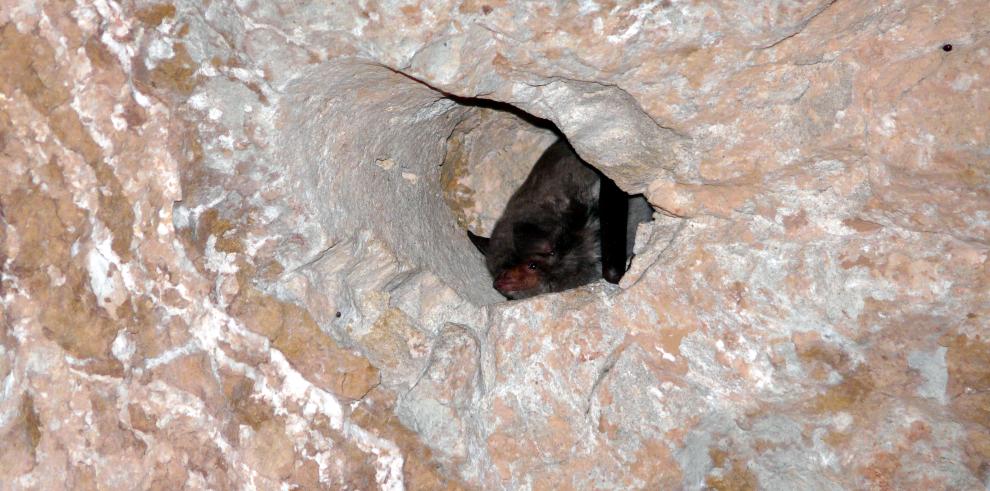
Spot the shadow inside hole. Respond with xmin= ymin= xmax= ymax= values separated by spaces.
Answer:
xmin=440 ymin=97 xmax=654 ymax=298
xmin=446 ymin=95 xmax=559 ymax=134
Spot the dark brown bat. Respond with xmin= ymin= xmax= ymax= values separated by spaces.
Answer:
xmin=468 ymin=139 xmax=641 ymax=299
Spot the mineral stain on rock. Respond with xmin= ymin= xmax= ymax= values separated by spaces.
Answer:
xmin=230 ymin=284 xmax=380 ymax=401
xmin=811 ymin=369 xmax=874 ymax=415
xmin=4 ymin=185 xmax=120 ymax=367
xmin=705 ymin=447 xmax=759 ymax=491
xmin=0 ymin=395 xmax=43 ymax=474
xmin=134 ymin=3 xmax=177 ymax=27
xmin=1 ymin=24 xmax=136 ymax=262
xmin=145 ymin=43 xmax=200 ymax=96
xmin=2 ymin=0 xmax=989 ymax=488
xmin=944 ymin=333 xmax=990 ymax=475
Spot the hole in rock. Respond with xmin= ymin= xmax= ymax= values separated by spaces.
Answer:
xmin=439 ymin=98 xmax=654 ymax=300
xmin=266 ymin=62 xmax=661 ymax=331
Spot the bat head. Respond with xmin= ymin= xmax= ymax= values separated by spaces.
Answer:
xmin=470 ymin=223 xmax=562 ymax=299
xmin=468 ymin=200 xmax=599 ymax=300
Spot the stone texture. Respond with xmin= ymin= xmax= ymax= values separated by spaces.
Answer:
xmin=1 ymin=1 xmax=988 ymax=490
xmin=441 ymin=105 xmax=558 ymax=236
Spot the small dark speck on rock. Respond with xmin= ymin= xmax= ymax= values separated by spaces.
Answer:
xmin=942 ymin=44 xmax=953 ymax=52
xmin=335 ymin=311 xmax=342 ymax=318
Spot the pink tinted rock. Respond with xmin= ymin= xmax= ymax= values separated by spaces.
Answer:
xmin=1 ymin=0 xmax=987 ymax=489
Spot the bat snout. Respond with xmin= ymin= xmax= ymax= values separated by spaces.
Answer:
xmin=493 ymin=264 xmax=540 ymax=294
xmin=493 ymin=275 xmax=517 ymax=293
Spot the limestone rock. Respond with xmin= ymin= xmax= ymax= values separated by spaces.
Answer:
xmin=1 ymin=0 xmax=987 ymax=489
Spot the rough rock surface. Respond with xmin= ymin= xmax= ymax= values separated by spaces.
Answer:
xmin=1 ymin=0 xmax=988 ymax=489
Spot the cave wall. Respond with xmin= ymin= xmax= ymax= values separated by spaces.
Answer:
xmin=1 ymin=0 xmax=988 ymax=489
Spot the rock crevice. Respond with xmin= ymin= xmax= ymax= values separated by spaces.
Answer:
xmin=1 ymin=0 xmax=987 ymax=489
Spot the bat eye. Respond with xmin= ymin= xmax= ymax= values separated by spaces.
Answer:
xmin=527 ymin=262 xmax=538 ymax=270
xmin=548 ymin=250 xmax=555 ymax=256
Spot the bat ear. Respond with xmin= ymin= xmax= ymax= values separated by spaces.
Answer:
xmin=467 ymin=231 xmax=490 ymax=255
